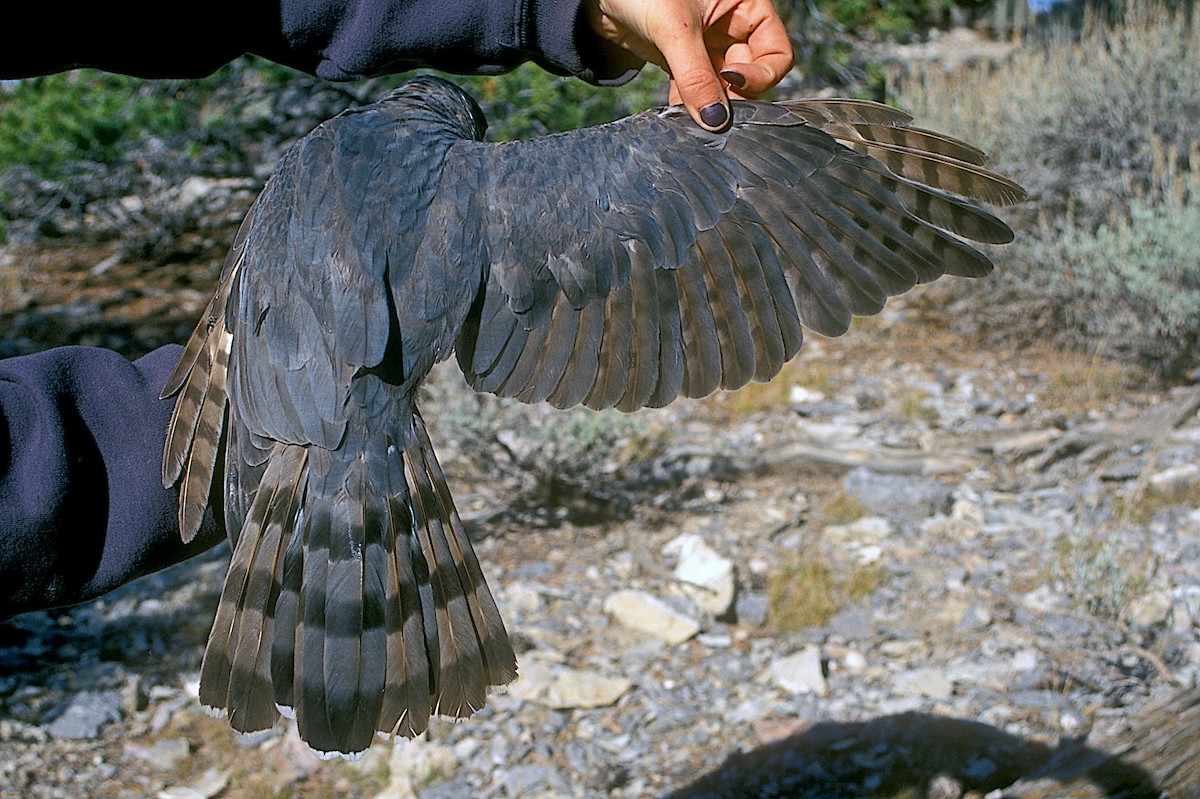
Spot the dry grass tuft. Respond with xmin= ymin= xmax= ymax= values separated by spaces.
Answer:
xmin=819 ymin=488 xmax=866 ymax=526
xmin=768 ymin=550 xmax=882 ymax=632
xmin=1030 ymin=348 xmax=1137 ymax=412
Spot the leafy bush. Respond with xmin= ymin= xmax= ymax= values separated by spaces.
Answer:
xmin=0 ymin=57 xmax=667 ymax=245
xmin=1053 ymin=525 xmax=1154 ymax=619
xmin=1020 ymin=198 xmax=1200 ymax=373
xmin=0 ymin=71 xmax=214 ymax=177
xmin=425 ymin=367 xmax=663 ymax=526
xmin=812 ymin=0 xmax=954 ymax=39
xmin=455 ymin=64 xmax=667 ymax=142
xmin=900 ymin=0 xmax=1200 ymax=222
xmin=898 ymin=0 xmax=1200 ymax=377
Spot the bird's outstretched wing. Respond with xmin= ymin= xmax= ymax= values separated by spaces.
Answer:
xmin=447 ymin=98 xmax=1024 ymax=412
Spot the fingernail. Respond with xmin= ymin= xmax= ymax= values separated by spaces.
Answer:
xmin=700 ymin=102 xmax=729 ymax=129
xmin=720 ymin=69 xmax=746 ymax=89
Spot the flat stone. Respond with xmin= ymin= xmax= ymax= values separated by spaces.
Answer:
xmin=543 ymin=669 xmax=633 ymax=710
xmin=985 ymin=428 xmax=1061 ymax=456
xmin=892 ymin=667 xmax=953 ymax=700
xmin=124 ymin=738 xmax=191 ymax=772
xmin=510 ymin=659 xmax=632 ymax=710
xmin=376 ymin=738 xmax=458 ymax=799
xmin=419 ymin=780 xmax=474 ymax=799
xmin=45 ymin=690 xmax=122 ymax=739
xmin=158 ymin=769 xmax=230 ymax=799
xmin=734 ymin=591 xmax=769 ymax=627
xmin=1012 ymin=648 xmax=1040 ymax=672
xmin=1126 ymin=590 xmax=1173 ymax=627
xmin=795 ymin=419 xmax=863 ymax=443
xmin=956 ymin=603 xmax=994 ymax=633
xmin=603 ymin=589 xmax=701 ymax=644
xmin=498 ymin=582 xmax=544 ymax=617
xmin=824 ymin=516 xmax=894 ymax=544
xmin=789 ymin=385 xmax=827 ymax=405
xmin=844 ymin=468 xmax=952 ymax=522
xmin=1149 ymin=463 xmax=1200 ymax=491
xmin=664 ymin=534 xmax=736 ymax=616
xmin=762 ymin=645 xmax=828 ymax=696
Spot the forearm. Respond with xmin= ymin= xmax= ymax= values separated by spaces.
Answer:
xmin=0 ymin=345 xmax=223 ymax=620
xmin=1 ymin=0 xmax=641 ymax=83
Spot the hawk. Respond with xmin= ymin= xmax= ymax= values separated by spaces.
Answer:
xmin=161 ymin=75 xmax=1024 ymax=757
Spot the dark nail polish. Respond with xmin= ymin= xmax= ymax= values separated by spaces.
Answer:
xmin=700 ymin=102 xmax=729 ymax=129
xmin=720 ymin=69 xmax=746 ymax=89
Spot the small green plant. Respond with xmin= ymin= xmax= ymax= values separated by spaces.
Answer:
xmin=1053 ymin=526 xmax=1155 ymax=619
xmin=768 ymin=550 xmax=881 ymax=631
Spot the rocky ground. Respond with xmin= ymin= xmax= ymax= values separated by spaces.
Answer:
xmin=2 ymin=210 xmax=1198 ymax=798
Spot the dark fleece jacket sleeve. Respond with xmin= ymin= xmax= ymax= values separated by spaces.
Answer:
xmin=0 ymin=346 xmax=223 ymax=620
xmin=1 ymin=0 xmax=642 ymax=84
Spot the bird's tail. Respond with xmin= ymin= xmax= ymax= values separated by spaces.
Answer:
xmin=197 ymin=411 xmax=516 ymax=758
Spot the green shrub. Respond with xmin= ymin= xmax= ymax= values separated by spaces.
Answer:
xmin=455 ymin=63 xmax=667 ymax=142
xmin=425 ymin=367 xmax=662 ymax=526
xmin=900 ymin=0 xmax=1200 ymax=222
xmin=1019 ymin=198 xmax=1200 ymax=372
xmin=813 ymin=0 xmax=954 ymax=39
xmin=0 ymin=71 xmax=210 ymax=177
xmin=898 ymin=0 xmax=1200 ymax=376
xmin=1052 ymin=525 xmax=1155 ymax=619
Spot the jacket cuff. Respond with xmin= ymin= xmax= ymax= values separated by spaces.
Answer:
xmin=520 ymin=0 xmax=644 ymax=85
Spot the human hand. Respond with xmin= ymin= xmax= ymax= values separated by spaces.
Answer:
xmin=585 ymin=0 xmax=793 ymax=132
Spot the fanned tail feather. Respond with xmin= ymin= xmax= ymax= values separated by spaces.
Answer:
xmin=197 ymin=405 xmax=514 ymax=758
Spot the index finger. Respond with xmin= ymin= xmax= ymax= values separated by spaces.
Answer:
xmin=724 ymin=10 xmax=792 ymax=96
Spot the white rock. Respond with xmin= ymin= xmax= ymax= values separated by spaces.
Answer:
xmin=762 ymin=645 xmax=828 ymax=696
xmin=158 ymin=769 xmax=230 ymax=799
xmin=1126 ymin=591 xmax=1173 ymax=627
xmin=123 ymin=738 xmax=190 ymax=772
xmin=509 ymin=659 xmax=632 ymax=710
xmin=375 ymin=738 xmax=458 ymax=799
xmin=1148 ymin=463 xmax=1200 ymax=490
xmin=795 ymin=419 xmax=863 ymax=442
xmin=789 ymin=385 xmax=827 ymax=404
xmin=543 ymin=669 xmax=633 ymax=710
xmin=893 ymin=668 xmax=953 ymax=700
xmin=824 ymin=516 xmax=894 ymax=544
xmin=498 ymin=583 xmax=544 ymax=616
xmin=603 ymin=589 xmax=701 ymax=644
xmin=856 ymin=544 xmax=883 ymax=564
xmin=664 ymin=534 xmax=736 ymax=616
xmin=1011 ymin=648 xmax=1039 ymax=672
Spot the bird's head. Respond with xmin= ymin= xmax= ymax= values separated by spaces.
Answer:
xmin=381 ymin=75 xmax=488 ymax=142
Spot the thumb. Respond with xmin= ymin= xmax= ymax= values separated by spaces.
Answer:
xmin=658 ymin=28 xmax=730 ymax=131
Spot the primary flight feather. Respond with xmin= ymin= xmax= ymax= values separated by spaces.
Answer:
xmin=161 ymin=74 xmax=1024 ymax=757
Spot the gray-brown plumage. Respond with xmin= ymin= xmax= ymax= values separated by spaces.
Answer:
xmin=161 ymin=75 xmax=1024 ymax=757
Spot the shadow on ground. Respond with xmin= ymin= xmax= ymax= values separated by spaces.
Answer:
xmin=665 ymin=711 xmax=1160 ymax=799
